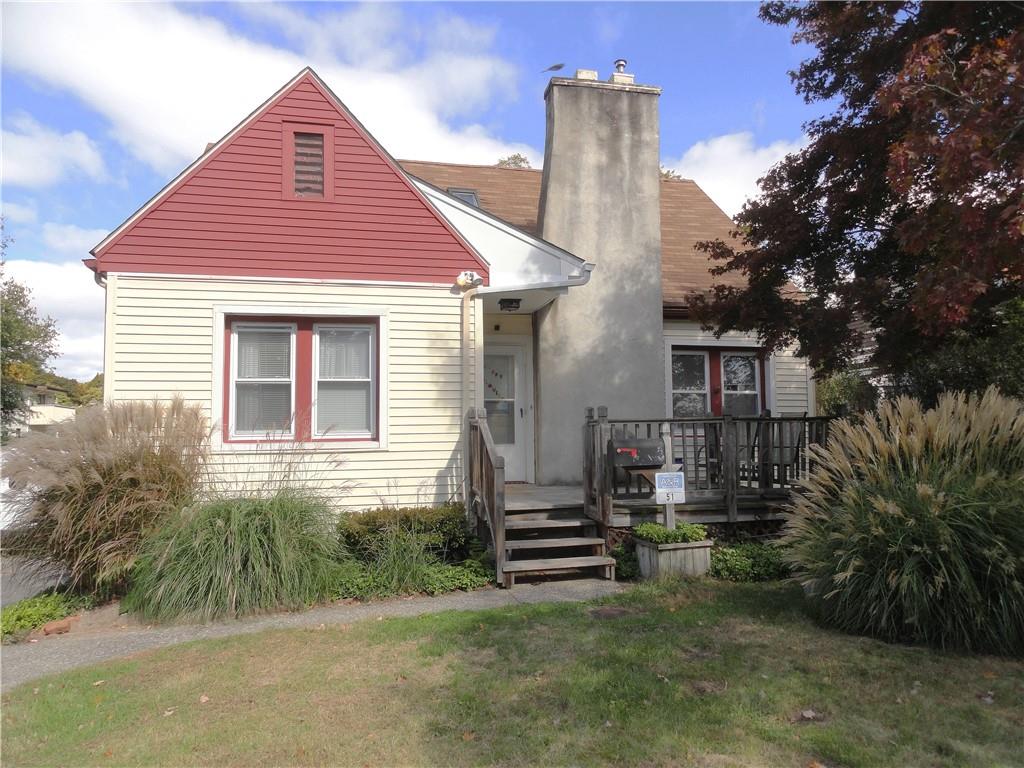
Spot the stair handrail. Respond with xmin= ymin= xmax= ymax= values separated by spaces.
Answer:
xmin=467 ymin=408 xmax=505 ymax=581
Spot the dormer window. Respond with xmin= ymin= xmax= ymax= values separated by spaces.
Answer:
xmin=447 ymin=188 xmax=479 ymax=207
xmin=294 ymin=133 xmax=324 ymax=197
xmin=283 ymin=123 xmax=334 ymax=201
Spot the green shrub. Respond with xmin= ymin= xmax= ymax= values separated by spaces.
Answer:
xmin=1 ymin=592 xmax=90 ymax=640
xmin=781 ymin=388 xmax=1024 ymax=655
xmin=124 ymin=489 xmax=339 ymax=621
xmin=610 ymin=544 xmax=640 ymax=581
xmin=1 ymin=398 xmax=210 ymax=591
xmin=331 ymin=559 xmax=377 ymax=600
xmin=354 ymin=522 xmax=439 ymax=596
xmin=331 ymin=530 xmax=490 ymax=600
xmin=422 ymin=560 xmax=490 ymax=595
xmin=818 ymin=370 xmax=878 ymax=417
xmin=338 ymin=504 xmax=469 ymax=562
xmin=633 ymin=522 xmax=707 ymax=545
xmin=710 ymin=542 xmax=789 ymax=582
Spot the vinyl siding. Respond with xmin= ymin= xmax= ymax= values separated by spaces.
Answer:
xmin=772 ymin=348 xmax=815 ymax=416
xmin=95 ymin=73 xmax=487 ymax=284
xmin=105 ymin=274 xmax=477 ymax=509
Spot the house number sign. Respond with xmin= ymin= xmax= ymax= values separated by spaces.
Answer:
xmin=655 ymin=472 xmax=686 ymax=505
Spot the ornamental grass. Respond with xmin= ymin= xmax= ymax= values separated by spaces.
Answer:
xmin=1 ymin=398 xmax=210 ymax=592
xmin=780 ymin=387 xmax=1024 ymax=655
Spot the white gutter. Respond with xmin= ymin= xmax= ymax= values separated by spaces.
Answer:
xmin=473 ymin=263 xmax=595 ymax=296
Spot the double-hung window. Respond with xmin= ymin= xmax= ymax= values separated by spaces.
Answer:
xmin=224 ymin=316 xmax=381 ymax=444
xmin=231 ymin=323 xmax=296 ymax=437
xmin=671 ymin=349 xmax=710 ymax=417
xmin=314 ymin=324 xmax=375 ymax=437
xmin=721 ymin=352 xmax=760 ymax=416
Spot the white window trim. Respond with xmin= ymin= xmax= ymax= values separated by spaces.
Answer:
xmin=229 ymin=321 xmax=297 ymax=440
xmin=720 ymin=351 xmax=761 ymax=417
xmin=212 ymin=304 xmax=389 ymax=453
xmin=666 ymin=347 xmax=711 ymax=418
xmin=312 ymin=322 xmax=376 ymax=439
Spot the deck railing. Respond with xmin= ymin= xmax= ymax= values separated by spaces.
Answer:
xmin=467 ymin=408 xmax=505 ymax=578
xmin=583 ymin=406 xmax=831 ymax=525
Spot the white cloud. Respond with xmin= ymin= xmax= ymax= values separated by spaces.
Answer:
xmin=3 ymin=3 xmax=537 ymax=175
xmin=2 ymin=201 xmax=37 ymax=225
xmin=1 ymin=114 xmax=107 ymax=188
xmin=41 ymin=223 xmax=109 ymax=256
xmin=2 ymin=260 xmax=104 ymax=380
xmin=665 ymin=131 xmax=806 ymax=217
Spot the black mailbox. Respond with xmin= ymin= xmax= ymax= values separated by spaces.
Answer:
xmin=608 ymin=438 xmax=665 ymax=469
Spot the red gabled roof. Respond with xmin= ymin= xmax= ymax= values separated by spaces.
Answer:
xmin=93 ymin=68 xmax=488 ymax=284
xmin=398 ymin=160 xmax=746 ymax=309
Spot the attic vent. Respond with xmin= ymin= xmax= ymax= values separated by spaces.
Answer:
xmin=294 ymin=132 xmax=325 ymax=197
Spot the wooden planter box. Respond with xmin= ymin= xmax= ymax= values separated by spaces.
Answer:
xmin=635 ymin=539 xmax=713 ymax=580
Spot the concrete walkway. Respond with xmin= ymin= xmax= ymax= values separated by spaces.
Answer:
xmin=1 ymin=579 xmax=624 ymax=692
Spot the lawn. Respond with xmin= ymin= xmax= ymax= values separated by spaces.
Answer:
xmin=3 ymin=581 xmax=1022 ymax=767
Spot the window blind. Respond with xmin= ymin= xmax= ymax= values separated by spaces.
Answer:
xmin=234 ymin=326 xmax=293 ymax=434
xmin=316 ymin=326 xmax=374 ymax=435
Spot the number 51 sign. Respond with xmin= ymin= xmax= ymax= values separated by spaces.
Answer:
xmin=655 ymin=472 xmax=686 ymax=505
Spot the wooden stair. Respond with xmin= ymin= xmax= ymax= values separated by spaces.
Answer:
xmin=500 ymin=509 xmax=615 ymax=588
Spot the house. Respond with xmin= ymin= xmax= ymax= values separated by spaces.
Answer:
xmin=9 ymin=384 xmax=76 ymax=437
xmin=88 ymin=66 xmax=816 ymax=581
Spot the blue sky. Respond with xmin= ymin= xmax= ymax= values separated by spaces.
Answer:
xmin=1 ymin=1 xmax=817 ymax=379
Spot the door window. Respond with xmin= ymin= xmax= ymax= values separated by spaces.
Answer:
xmin=484 ymin=353 xmax=515 ymax=444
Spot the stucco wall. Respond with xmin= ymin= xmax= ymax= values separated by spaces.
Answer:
xmin=535 ymin=77 xmax=665 ymax=484
xmin=104 ymin=274 xmax=477 ymax=509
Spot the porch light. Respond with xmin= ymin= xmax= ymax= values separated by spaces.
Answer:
xmin=498 ymin=298 xmax=522 ymax=312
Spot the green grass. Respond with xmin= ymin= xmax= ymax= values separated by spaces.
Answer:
xmin=4 ymin=581 xmax=1023 ymax=767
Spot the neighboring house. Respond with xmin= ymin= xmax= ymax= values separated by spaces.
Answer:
xmin=9 ymin=384 xmax=76 ymax=437
xmin=87 ymin=66 xmax=815 ymax=511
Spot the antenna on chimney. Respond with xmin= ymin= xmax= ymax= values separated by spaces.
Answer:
xmin=614 ymin=59 xmax=627 ymax=73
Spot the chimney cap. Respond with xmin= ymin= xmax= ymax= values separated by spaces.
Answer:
xmin=614 ymin=59 xmax=627 ymax=73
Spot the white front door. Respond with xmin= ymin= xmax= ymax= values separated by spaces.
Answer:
xmin=483 ymin=342 xmax=532 ymax=482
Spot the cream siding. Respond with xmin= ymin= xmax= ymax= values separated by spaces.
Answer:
xmin=663 ymin=320 xmax=814 ymax=416
xmin=771 ymin=348 xmax=815 ymax=416
xmin=106 ymin=274 xmax=477 ymax=509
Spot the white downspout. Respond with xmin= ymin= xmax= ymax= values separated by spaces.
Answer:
xmin=458 ymin=271 xmax=485 ymax=506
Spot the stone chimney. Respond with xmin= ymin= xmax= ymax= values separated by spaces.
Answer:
xmin=534 ymin=62 xmax=665 ymax=485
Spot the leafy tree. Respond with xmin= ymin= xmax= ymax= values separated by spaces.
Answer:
xmin=896 ymin=297 xmax=1024 ymax=403
xmin=77 ymin=373 xmax=104 ymax=405
xmin=692 ymin=2 xmax=1024 ymax=392
xmin=496 ymin=153 xmax=531 ymax=169
xmin=817 ymin=370 xmax=879 ymax=418
xmin=1 ymin=228 xmax=59 ymax=431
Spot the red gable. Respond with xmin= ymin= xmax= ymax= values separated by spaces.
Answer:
xmin=93 ymin=69 xmax=488 ymax=284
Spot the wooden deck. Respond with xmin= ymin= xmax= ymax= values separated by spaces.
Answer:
xmin=506 ymin=484 xmax=583 ymax=511
xmin=583 ymin=408 xmax=830 ymax=526
xmin=505 ymin=483 xmax=786 ymax=525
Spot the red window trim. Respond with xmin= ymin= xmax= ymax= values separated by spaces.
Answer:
xmin=670 ymin=345 xmax=768 ymax=417
xmin=223 ymin=315 xmax=379 ymax=444
xmin=282 ymin=121 xmax=335 ymax=202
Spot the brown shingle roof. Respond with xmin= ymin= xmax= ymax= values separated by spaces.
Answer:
xmin=398 ymin=159 xmax=745 ymax=309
